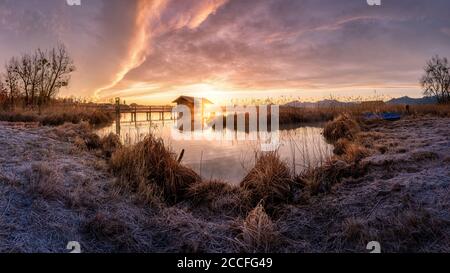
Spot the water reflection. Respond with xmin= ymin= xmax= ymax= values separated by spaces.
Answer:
xmin=97 ymin=113 xmax=333 ymax=184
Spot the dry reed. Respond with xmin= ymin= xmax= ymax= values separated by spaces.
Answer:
xmin=323 ymin=114 xmax=360 ymax=143
xmin=235 ymin=205 xmax=281 ymax=253
xmin=240 ymin=152 xmax=293 ymax=209
xmin=110 ymin=134 xmax=201 ymax=204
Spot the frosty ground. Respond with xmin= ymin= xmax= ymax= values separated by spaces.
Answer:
xmin=0 ymin=116 xmax=449 ymax=253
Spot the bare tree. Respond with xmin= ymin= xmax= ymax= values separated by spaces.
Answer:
xmin=0 ymin=77 xmax=7 ymax=107
xmin=3 ymin=59 xmax=21 ymax=109
xmin=0 ymin=44 xmax=75 ymax=109
xmin=29 ymin=52 xmax=42 ymax=106
xmin=420 ymin=55 xmax=450 ymax=103
xmin=12 ymin=54 xmax=33 ymax=106
xmin=36 ymin=45 xmax=75 ymax=106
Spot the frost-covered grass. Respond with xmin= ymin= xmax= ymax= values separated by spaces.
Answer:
xmin=0 ymin=114 xmax=449 ymax=253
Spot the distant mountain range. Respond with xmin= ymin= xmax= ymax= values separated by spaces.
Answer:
xmin=284 ymin=96 xmax=437 ymax=108
xmin=386 ymin=96 xmax=438 ymax=105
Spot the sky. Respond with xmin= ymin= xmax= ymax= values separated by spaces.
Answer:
xmin=1 ymin=0 xmax=450 ymax=104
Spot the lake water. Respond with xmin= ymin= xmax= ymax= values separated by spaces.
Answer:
xmin=97 ymin=113 xmax=333 ymax=184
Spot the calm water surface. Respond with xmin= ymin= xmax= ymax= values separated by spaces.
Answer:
xmin=97 ymin=113 xmax=333 ymax=184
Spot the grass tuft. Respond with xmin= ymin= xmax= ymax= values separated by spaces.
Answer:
xmin=240 ymin=152 xmax=293 ymax=209
xmin=110 ymin=134 xmax=201 ymax=204
xmin=235 ymin=205 xmax=281 ymax=253
xmin=99 ymin=133 xmax=122 ymax=158
xmin=187 ymin=180 xmax=251 ymax=215
xmin=26 ymin=163 xmax=63 ymax=200
xmin=297 ymin=159 xmax=366 ymax=195
xmin=323 ymin=114 xmax=360 ymax=143
xmin=411 ymin=151 xmax=439 ymax=162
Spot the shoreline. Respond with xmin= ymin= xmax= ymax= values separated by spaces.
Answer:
xmin=0 ymin=115 xmax=449 ymax=252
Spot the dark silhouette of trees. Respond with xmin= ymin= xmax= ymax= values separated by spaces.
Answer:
xmin=420 ymin=55 xmax=450 ymax=104
xmin=0 ymin=44 xmax=75 ymax=109
xmin=0 ymin=77 xmax=7 ymax=106
xmin=4 ymin=59 xmax=20 ymax=109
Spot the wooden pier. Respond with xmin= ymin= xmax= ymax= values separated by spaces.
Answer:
xmin=122 ymin=105 xmax=175 ymax=122
xmin=96 ymin=98 xmax=175 ymax=135
xmin=105 ymin=98 xmax=175 ymax=123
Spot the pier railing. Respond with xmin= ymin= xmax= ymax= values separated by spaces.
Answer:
xmin=85 ymin=100 xmax=175 ymax=123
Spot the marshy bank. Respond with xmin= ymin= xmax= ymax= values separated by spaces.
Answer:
xmin=1 ymin=106 xmax=450 ymax=252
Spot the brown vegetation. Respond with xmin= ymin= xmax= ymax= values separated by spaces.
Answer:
xmin=323 ymin=114 xmax=360 ymax=143
xmin=241 ymin=152 xmax=294 ymax=209
xmin=99 ymin=133 xmax=122 ymax=158
xmin=187 ymin=180 xmax=251 ymax=215
xmin=40 ymin=110 xmax=114 ymax=127
xmin=332 ymin=137 xmax=371 ymax=162
xmin=411 ymin=151 xmax=439 ymax=161
xmin=0 ymin=112 xmax=38 ymax=123
xmin=1 ymin=103 xmax=449 ymax=253
xmin=26 ymin=163 xmax=63 ymax=200
xmin=283 ymin=103 xmax=450 ymax=127
xmin=235 ymin=205 xmax=281 ymax=253
xmin=83 ymin=212 xmax=134 ymax=249
xmin=0 ymin=108 xmax=114 ymax=127
xmin=279 ymin=106 xmax=336 ymax=124
xmin=110 ymin=134 xmax=201 ymax=204
xmin=296 ymin=159 xmax=367 ymax=195
xmin=296 ymin=114 xmax=372 ymax=195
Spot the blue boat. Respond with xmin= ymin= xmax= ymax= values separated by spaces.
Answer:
xmin=363 ymin=112 xmax=401 ymax=121
xmin=381 ymin=112 xmax=401 ymax=121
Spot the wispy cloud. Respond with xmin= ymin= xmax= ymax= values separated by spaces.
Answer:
xmin=1 ymin=0 xmax=450 ymax=102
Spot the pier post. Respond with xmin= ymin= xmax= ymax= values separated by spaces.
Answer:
xmin=115 ymin=97 xmax=121 ymax=135
xmin=134 ymin=106 xmax=137 ymax=124
xmin=150 ymin=106 xmax=153 ymax=125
